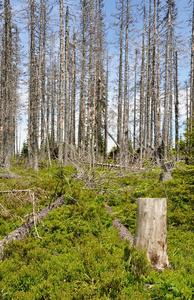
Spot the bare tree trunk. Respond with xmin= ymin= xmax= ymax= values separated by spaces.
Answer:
xmin=174 ymin=51 xmax=179 ymax=161
xmin=3 ymin=0 xmax=12 ymax=171
xmin=58 ymin=0 xmax=64 ymax=166
xmin=157 ymin=0 xmax=161 ymax=157
xmin=139 ymin=0 xmax=146 ymax=167
xmin=86 ymin=0 xmax=94 ymax=158
xmin=152 ymin=0 xmax=158 ymax=160
xmin=70 ymin=33 xmax=76 ymax=154
xmin=51 ymin=34 xmax=56 ymax=153
xmin=29 ymin=0 xmax=39 ymax=171
xmin=39 ymin=0 xmax=45 ymax=160
xmin=134 ymin=198 xmax=170 ymax=271
xmin=169 ymin=29 xmax=174 ymax=151
xmin=163 ymin=0 xmax=172 ymax=160
xmin=190 ymin=2 xmax=194 ymax=129
xmin=96 ymin=76 xmax=102 ymax=159
xmin=91 ymin=2 xmax=98 ymax=174
xmin=78 ymin=0 xmax=87 ymax=156
xmin=133 ymin=48 xmax=138 ymax=150
xmin=96 ymin=0 xmax=104 ymax=160
xmin=12 ymin=26 xmax=19 ymax=158
xmin=46 ymin=74 xmax=52 ymax=167
xmin=117 ymin=0 xmax=124 ymax=168
xmin=122 ymin=0 xmax=129 ymax=170
xmin=64 ymin=6 xmax=69 ymax=166
xmin=185 ymin=80 xmax=189 ymax=151
xmin=145 ymin=0 xmax=152 ymax=153
xmin=104 ymin=57 xmax=108 ymax=161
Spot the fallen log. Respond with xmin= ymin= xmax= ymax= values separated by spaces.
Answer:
xmin=0 ymin=172 xmax=21 ymax=179
xmin=105 ymin=204 xmax=134 ymax=246
xmin=0 ymin=195 xmax=65 ymax=260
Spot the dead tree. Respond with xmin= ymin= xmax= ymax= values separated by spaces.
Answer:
xmin=134 ymin=198 xmax=170 ymax=271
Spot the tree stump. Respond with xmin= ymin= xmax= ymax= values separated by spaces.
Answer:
xmin=134 ymin=198 xmax=170 ymax=271
xmin=159 ymin=172 xmax=172 ymax=182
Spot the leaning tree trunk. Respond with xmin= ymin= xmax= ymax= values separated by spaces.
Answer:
xmin=134 ymin=198 xmax=170 ymax=271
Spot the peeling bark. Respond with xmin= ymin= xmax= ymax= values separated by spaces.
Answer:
xmin=134 ymin=198 xmax=170 ymax=271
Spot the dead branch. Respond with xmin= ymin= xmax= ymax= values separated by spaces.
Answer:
xmin=0 ymin=189 xmax=32 ymax=194
xmin=0 ymin=172 xmax=22 ymax=179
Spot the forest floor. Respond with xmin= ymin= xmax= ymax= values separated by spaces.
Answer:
xmin=0 ymin=160 xmax=193 ymax=299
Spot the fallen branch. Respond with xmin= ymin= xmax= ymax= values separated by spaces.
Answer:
xmin=95 ymin=163 xmax=125 ymax=169
xmin=0 ymin=195 xmax=65 ymax=260
xmin=0 ymin=189 xmax=32 ymax=194
xmin=105 ymin=204 xmax=134 ymax=246
xmin=0 ymin=172 xmax=22 ymax=179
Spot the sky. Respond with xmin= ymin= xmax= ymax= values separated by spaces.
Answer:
xmin=6 ymin=0 xmax=194 ymax=151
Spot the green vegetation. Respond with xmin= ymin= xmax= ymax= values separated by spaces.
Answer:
xmin=0 ymin=162 xmax=193 ymax=299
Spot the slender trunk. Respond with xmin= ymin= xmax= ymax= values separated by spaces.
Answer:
xmin=145 ymin=0 xmax=152 ymax=153
xmin=117 ymin=0 xmax=124 ymax=167
xmin=152 ymin=0 xmax=158 ymax=157
xmin=104 ymin=57 xmax=108 ymax=161
xmin=64 ymin=6 xmax=69 ymax=166
xmin=157 ymin=0 xmax=161 ymax=155
xmin=163 ymin=0 xmax=171 ymax=160
xmin=78 ymin=0 xmax=86 ymax=156
xmin=133 ymin=48 xmax=138 ymax=150
xmin=87 ymin=1 xmax=93 ymax=156
xmin=58 ymin=0 xmax=64 ymax=165
xmin=39 ymin=0 xmax=45 ymax=160
xmin=91 ymin=2 xmax=98 ymax=174
xmin=29 ymin=0 xmax=39 ymax=171
xmin=3 ymin=0 xmax=12 ymax=171
xmin=174 ymin=51 xmax=179 ymax=161
xmin=70 ymin=33 xmax=76 ymax=153
xmin=122 ymin=0 xmax=130 ymax=170
xmin=169 ymin=29 xmax=173 ymax=150
xmin=140 ymin=0 xmax=146 ymax=166
xmin=51 ymin=34 xmax=55 ymax=152
xmin=190 ymin=2 xmax=194 ymax=128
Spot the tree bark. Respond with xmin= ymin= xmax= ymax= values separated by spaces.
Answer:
xmin=64 ymin=6 xmax=69 ymax=166
xmin=70 ymin=33 xmax=76 ymax=153
xmin=122 ymin=0 xmax=130 ymax=170
xmin=58 ymin=0 xmax=64 ymax=166
xmin=133 ymin=48 xmax=138 ymax=150
xmin=139 ymin=0 xmax=146 ymax=167
xmin=174 ymin=51 xmax=179 ymax=161
xmin=117 ymin=0 xmax=124 ymax=168
xmin=78 ymin=0 xmax=87 ymax=156
xmin=190 ymin=1 xmax=194 ymax=129
xmin=134 ymin=198 xmax=170 ymax=271
xmin=163 ymin=0 xmax=172 ymax=160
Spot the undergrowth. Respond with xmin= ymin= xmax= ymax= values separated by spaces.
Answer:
xmin=0 ymin=163 xmax=193 ymax=299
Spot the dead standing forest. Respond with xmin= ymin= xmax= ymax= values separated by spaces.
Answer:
xmin=0 ymin=0 xmax=193 ymax=170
